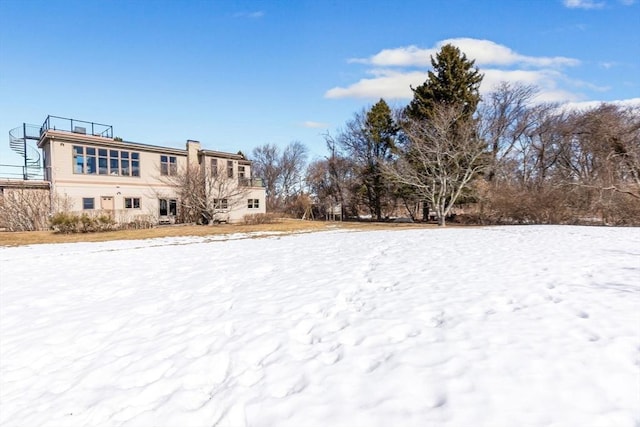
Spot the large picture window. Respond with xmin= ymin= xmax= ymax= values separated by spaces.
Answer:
xmin=73 ymin=145 xmax=139 ymax=177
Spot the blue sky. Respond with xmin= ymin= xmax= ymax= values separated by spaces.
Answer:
xmin=1 ymin=0 xmax=638 ymax=166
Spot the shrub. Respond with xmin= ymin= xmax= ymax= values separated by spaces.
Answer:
xmin=469 ymin=181 xmax=640 ymax=226
xmin=122 ymin=217 xmax=155 ymax=229
xmin=50 ymin=212 xmax=116 ymax=233
xmin=50 ymin=212 xmax=80 ymax=233
xmin=242 ymin=213 xmax=279 ymax=225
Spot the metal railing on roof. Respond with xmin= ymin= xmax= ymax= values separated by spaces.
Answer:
xmin=40 ymin=115 xmax=113 ymax=138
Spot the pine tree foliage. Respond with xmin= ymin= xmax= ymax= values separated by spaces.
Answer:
xmin=335 ymin=99 xmax=399 ymax=220
xmin=405 ymin=44 xmax=483 ymax=122
xmin=391 ymin=44 xmax=485 ymax=225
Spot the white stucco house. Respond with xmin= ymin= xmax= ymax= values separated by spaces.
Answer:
xmin=1 ymin=115 xmax=266 ymax=227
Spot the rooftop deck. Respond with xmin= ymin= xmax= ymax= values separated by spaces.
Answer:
xmin=40 ymin=115 xmax=113 ymax=139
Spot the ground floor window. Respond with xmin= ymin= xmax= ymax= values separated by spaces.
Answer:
xmin=247 ymin=199 xmax=260 ymax=209
xmin=214 ymin=198 xmax=228 ymax=210
xmin=124 ymin=197 xmax=141 ymax=209
xmin=82 ymin=197 xmax=95 ymax=210
xmin=159 ymin=198 xmax=177 ymax=216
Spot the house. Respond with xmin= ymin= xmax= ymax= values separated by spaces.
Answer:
xmin=2 ymin=115 xmax=266 ymax=228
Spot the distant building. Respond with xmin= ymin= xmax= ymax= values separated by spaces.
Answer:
xmin=1 ymin=116 xmax=265 ymax=228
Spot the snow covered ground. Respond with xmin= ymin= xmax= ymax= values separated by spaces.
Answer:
xmin=1 ymin=225 xmax=639 ymax=427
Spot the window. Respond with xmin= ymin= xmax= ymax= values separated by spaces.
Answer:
xmin=124 ymin=197 xmax=141 ymax=209
xmin=214 ymin=198 xmax=228 ymax=210
xmin=82 ymin=197 xmax=95 ymax=210
xmin=227 ymin=160 xmax=234 ymax=178
xmin=161 ymin=155 xmax=177 ymax=176
xmin=131 ymin=153 xmax=140 ymax=177
xmin=238 ymin=165 xmax=245 ymax=179
xmin=73 ymin=145 xmax=139 ymax=177
xmin=86 ymin=147 xmax=97 ymax=174
xmin=110 ymin=150 xmax=119 ymax=175
xmin=248 ymin=199 xmax=260 ymax=209
xmin=159 ymin=198 xmax=177 ymax=216
xmin=121 ymin=151 xmax=130 ymax=176
xmin=98 ymin=149 xmax=108 ymax=175
xmin=73 ymin=146 xmax=85 ymax=174
xmin=211 ymin=159 xmax=218 ymax=176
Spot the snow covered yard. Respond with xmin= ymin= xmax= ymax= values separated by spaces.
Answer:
xmin=1 ymin=226 xmax=639 ymax=427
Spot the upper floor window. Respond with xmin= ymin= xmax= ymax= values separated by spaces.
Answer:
xmin=161 ymin=155 xmax=177 ymax=176
xmin=238 ymin=165 xmax=246 ymax=179
xmin=211 ymin=159 xmax=219 ymax=176
xmin=227 ymin=160 xmax=234 ymax=178
xmin=73 ymin=146 xmax=85 ymax=174
xmin=73 ymin=145 xmax=139 ymax=176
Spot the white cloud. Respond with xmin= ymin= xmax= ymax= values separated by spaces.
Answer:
xmin=351 ymin=38 xmax=579 ymax=68
xmin=563 ymin=0 xmax=606 ymax=9
xmin=302 ymin=121 xmax=329 ymax=129
xmin=325 ymin=70 xmax=426 ymax=99
xmin=326 ymin=38 xmax=585 ymax=102
xmin=350 ymin=46 xmax=433 ymax=67
xmin=562 ymin=97 xmax=640 ymax=111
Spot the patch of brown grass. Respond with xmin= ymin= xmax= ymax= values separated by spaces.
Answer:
xmin=0 ymin=219 xmax=447 ymax=247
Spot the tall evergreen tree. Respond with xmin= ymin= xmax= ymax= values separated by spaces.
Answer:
xmin=391 ymin=44 xmax=485 ymax=226
xmin=335 ymin=99 xmax=398 ymax=220
xmin=405 ymin=44 xmax=483 ymax=122
xmin=363 ymin=99 xmax=399 ymax=220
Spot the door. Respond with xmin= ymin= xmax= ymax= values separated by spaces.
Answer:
xmin=100 ymin=196 xmax=114 ymax=213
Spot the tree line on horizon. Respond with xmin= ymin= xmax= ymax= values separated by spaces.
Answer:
xmin=250 ymin=44 xmax=640 ymax=226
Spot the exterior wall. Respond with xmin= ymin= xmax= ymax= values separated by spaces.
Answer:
xmin=201 ymin=153 xmax=266 ymax=222
xmin=0 ymin=181 xmax=51 ymax=231
xmin=230 ymin=187 xmax=267 ymax=222
xmin=38 ymin=129 xmax=266 ymax=224
xmin=41 ymin=131 xmax=186 ymax=224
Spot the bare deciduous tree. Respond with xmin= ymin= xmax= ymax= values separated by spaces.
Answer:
xmin=161 ymin=164 xmax=249 ymax=224
xmin=251 ymin=141 xmax=308 ymax=212
xmin=386 ymin=104 xmax=486 ymax=226
xmin=306 ymin=150 xmax=359 ymax=219
xmin=478 ymin=82 xmax=540 ymax=182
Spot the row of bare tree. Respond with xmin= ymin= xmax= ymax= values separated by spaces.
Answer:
xmin=478 ymin=83 xmax=640 ymax=225
xmin=248 ymin=83 xmax=639 ymax=226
